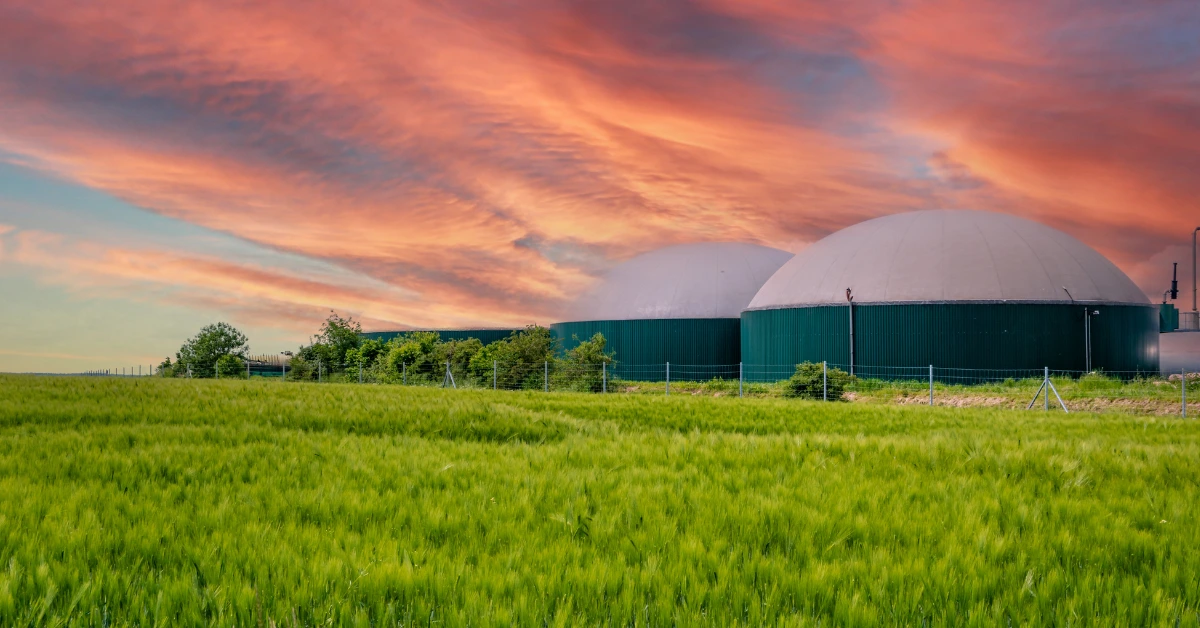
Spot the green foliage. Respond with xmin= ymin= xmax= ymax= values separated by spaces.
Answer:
xmin=384 ymin=331 xmax=441 ymax=381
xmin=467 ymin=338 xmax=510 ymax=381
xmin=285 ymin=355 xmax=314 ymax=381
xmin=156 ymin=357 xmax=176 ymax=378
xmin=786 ymin=361 xmax=855 ymax=400
xmin=215 ymin=354 xmax=246 ymax=379
xmin=1 ymin=375 xmax=1198 ymax=625
xmin=496 ymin=325 xmax=558 ymax=389
xmin=557 ymin=333 xmax=614 ymax=392
xmin=175 ymin=322 xmax=248 ymax=378
xmin=315 ymin=311 xmax=362 ymax=364
xmin=436 ymin=338 xmax=483 ymax=375
xmin=345 ymin=338 xmax=386 ymax=370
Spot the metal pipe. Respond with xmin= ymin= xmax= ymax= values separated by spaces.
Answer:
xmin=544 ymin=361 xmax=548 ymax=392
xmin=1045 ymin=367 xmax=1050 ymax=411
xmin=493 ymin=360 xmax=497 ymax=390
xmin=929 ymin=365 xmax=934 ymax=406
xmin=665 ymin=362 xmax=670 ymax=396
xmin=1084 ymin=308 xmax=1090 ymax=372
xmin=848 ymin=302 xmax=855 ymax=376
xmin=1193 ymin=227 xmax=1198 ymax=312
xmin=738 ymin=362 xmax=742 ymax=398
xmin=1184 ymin=369 xmax=1188 ymax=419
xmin=603 ymin=362 xmax=607 ymax=394
xmin=823 ymin=361 xmax=827 ymax=402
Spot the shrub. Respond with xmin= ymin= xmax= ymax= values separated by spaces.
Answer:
xmin=286 ymin=356 xmax=314 ymax=381
xmin=216 ymin=354 xmax=247 ymax=379
xmin=785 ymin=362 xmax=854 ymax=401
xmin=557 ymin=333 xmax=614 ymax=392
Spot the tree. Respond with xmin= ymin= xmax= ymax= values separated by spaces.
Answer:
xmin=176 ymin=323 xmax=249 ymax=378
xmin=492 ymin=326 xmax=558 ymax=390
xmin=558 ymin=333 xmax=614 ymax=392
xmin=216 ymin=354 xmax=247 ymax=379
xmin=384 ymin=331 xmax=441 ymax=381
xmin=315 ymin=311 xmax=362 ymax=365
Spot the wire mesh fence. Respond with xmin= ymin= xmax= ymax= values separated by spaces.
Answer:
xmin=65 ymin=359 xmax=1199 ymax=417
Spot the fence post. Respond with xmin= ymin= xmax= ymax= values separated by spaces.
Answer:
xmin=739 ymin=362 xmax=743 ymax=398
xmin=318 ymin=360 xmax=322 ymax=383
xmin=1184 ymin=369 xmax=1188 ymax=418
xmin=665 ymin=362 xmax=670 ymax=396
xmin=1044 ymin=366 xmax=1050 ymax=411
xmin=359 ymin=363 xmax=363 ymax=384
xmin=929 ymin=365 xmax=934 ymax=406
xmin=248 ymin=360 xmax=251 ymax=379
xmin=823 ymin=361 xmax=828 ymax=402
xmin=403 ymin=362 xmax=407 ymax=385
xmin=493 ymin=360 xmax=498 ymax=390
xmin=544 ymin=361 xmax=549 ymax=392
xmin=603 ymin=362 xmax=607 ymax=394
xmin=281 ymin=361 xmax=285 ymax=381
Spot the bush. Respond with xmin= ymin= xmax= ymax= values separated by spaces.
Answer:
xmin=157 ymin=358 xmax=177 ymax=378
xmin=785 ymin=362 xmax=854 ymax=401
xmin=286 ymin=356 xmax=314 ymax=381
xmin=385 ymin=331 xmax=441 ymax=382
xmin=557 ymin=333 xmax=614 ymax=392
xmin=216 ymin=354 xmax=247 ymax=379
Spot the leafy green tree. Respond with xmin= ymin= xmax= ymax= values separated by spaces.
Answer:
xmin=437 ymin=338 xmax=483 ymax=380
xmin=557 ymin=333 xmax=614 ymax=392
xmin=345 ymin=338 xmax=386 ymax=371
xmin=491 ymin=326 xmax=558 ymax=390
xmin=316 ymin=311 xmax=362 ymax=365
xmin=176 ymin=323 xmax=249 ymax=378
xmin=216 ymin=354 xmax=247 ymax=379
xmin=385 ymin=331 xmax=441 ymax=381
xmin=785 ymin=362 xmax=854 ymax=401
xmin=468 ymin=339 xmax=513 ymax=381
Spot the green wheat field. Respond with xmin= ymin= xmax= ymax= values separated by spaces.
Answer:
xmin=0 ymin=375 xmax=1198 ymax=626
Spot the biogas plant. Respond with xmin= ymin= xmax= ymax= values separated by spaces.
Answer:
xmin=373 ymin=210 xmax=1199 ymax=378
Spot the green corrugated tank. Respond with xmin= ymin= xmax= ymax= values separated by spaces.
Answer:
xmin=361 ymin=329 xmax=519 ymax=345
xmin=553 ymin=319 xmax=740 ymax=380
xmin=741 ymin=303 xmax=1158 ymax=379
xmin=743 ymin=211 xmax=1159 ymax=379
xmin=553 ymin=242 xmax=792 ymax=381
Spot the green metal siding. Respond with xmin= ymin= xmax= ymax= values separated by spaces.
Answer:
xmin=552 ymin=318 xmax=740 ymax=381
xmin=1160 ymin=303 xmax=1178 ymax=333
xmin=741 ymin=302 xmax=1159 ymax=380
xmin=361 ymin=329 xmax=519 ymax=345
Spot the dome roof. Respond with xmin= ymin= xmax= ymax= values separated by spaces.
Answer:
xmin=749 ymin=210 xmax=1148 ymax=309
xmin=565 ymin=242 xmax=793 ymax=322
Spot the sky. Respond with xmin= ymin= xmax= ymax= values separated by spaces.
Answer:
xmin=1 ymin=0 xmax=1198 ymax=372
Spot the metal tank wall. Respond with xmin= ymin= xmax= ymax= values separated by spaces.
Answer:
xmin=361 ymin=329 xmax=519 ymax=345
xmin=553 ymin=318 xmax=741 ymax=381
xmin=740 ymin=302 xmax=1159 ymax=380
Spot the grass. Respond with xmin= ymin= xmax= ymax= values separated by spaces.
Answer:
xmin=0 ymin=375 xmax=1198 ymax=625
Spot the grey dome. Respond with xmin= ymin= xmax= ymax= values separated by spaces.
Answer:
xmin=749 ymin=210 xmax=1148 ymax=309
xmin=566 ymin=242 xmax=792 ymax=321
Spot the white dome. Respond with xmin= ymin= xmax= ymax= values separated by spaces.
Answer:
xmin=749 ymin=210 xmax=1148 ymax=309
xmin=565 ymin=242 xmax=792 ymax=321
